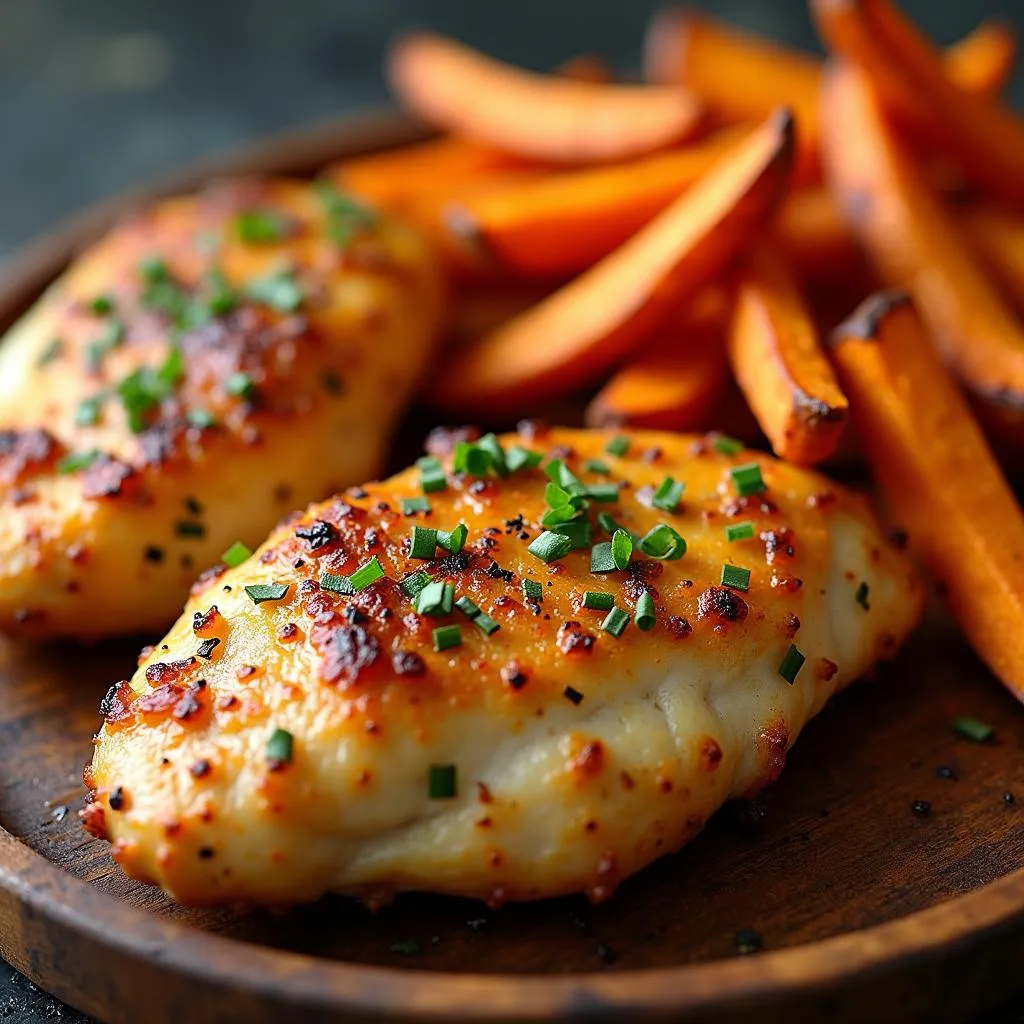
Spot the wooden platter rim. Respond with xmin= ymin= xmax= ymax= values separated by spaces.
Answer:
xmin=2 ymin=106 xmax=1024 ymax=1022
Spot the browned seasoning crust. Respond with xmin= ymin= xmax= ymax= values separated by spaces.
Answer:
xmin=87 ymin=427 xmax=922 ymax=907
xmin=0 ymin=177 xmax=443 ymax=638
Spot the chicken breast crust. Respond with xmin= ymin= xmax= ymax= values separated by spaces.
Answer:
xmin=0 ymin=178 xmax=442 ymax=638
xmin=85 ymin=426 xmax=922 ymax=907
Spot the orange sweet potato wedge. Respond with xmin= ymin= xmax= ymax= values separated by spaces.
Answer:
xmin=728 ymin=241 xmax=848 ymax=465
xmin=812 ymin=0 xmax=1024 ymax=209
xmin=585 ymin=287 xmax=731 ymax=430
xmin=646 ymin=8 xmax=1017 ymax=184
xmin=430 ymin=109 xmax=795 ymax=417
xmin=775 ymin=186 xmax=861 ymax=285
xmin=958 ymin=204 xmax=1024 ymax=314
xmin=820 ymin=63 xmax=1024 ymax=439
xmin=444 ymin=283 xmax=560 ymax=349
xmin=387 ymin=31 xmax=705 ymax=164
xmin=830 ymin=291 xmax=1024 ymax=704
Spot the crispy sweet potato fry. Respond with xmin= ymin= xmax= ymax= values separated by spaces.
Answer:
xmin=812 ymin=0 xmax=1024 ymax=209
xmin=958 ymin=205 xmax=1024 ymax=314
xmin=585 ymin=287 xmax=731 ymax=429
xmin=646 ymin=9 xmax=1017 ymax=184
xmin=728 ymin=241 xmax=847 ymax=464
xmin=776 ymin=187 xmax=861 ymax=285
xmin=387 ymin=32 xmax=705 ymax=165
xmin=556 ymin=54 xmax=614 ymax=83
xmin=830 ymin=291 xmax=1024 ymax=703
xmin=445 ymin=283 xmax=559 ymax=349
xmin=431 ymin=110 xmax=795 ymax=417
xmin=820 ymin=64 xmax=1024 ymax=437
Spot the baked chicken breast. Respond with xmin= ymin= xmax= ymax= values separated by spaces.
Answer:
xmin=0 ymin=178 xmax=442 ymax=638
xmin=85 ymin=427 xmax=922 ymax=906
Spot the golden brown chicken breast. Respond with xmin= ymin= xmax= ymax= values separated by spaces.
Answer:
xmin=85 ymin=427 xmax=922 ymax=907
xmin=0 ymin=177 xmax=443 ymax=638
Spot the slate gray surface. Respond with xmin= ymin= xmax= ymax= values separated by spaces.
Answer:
xmin=0 ymin=0 xmax=1022 ymax=1020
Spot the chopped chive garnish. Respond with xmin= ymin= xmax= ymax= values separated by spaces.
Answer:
xmin=635 ymin=592 xmax=656 ymax=631
xmin=89 ymin=293 xmax=115 ymax=316
xmin=638 ymin=524 xmax=686 ymax=561
xmin=602 ymin=606 xmax=630 ymax=637
xmin=221 ymin=541 xmax=252 ymax=567
xmin=590 ymin=541 xmax=616 ymax=573
xmin=528 ymin=531 xmax=573 ymax=563
xmin=203 ymin=266 xmax=237 ymax=317
xmin=115 ymin=346 xmax=184 ymax=433
xmin=725 ymin=521 xmax=755 ymax=542
xmin=731 ymin=462 xmax=766 ymax=497
xmin=583 ymin=590 xmax=614 ymax=611
xmin=611 ymin=529 xmax=632 ymax=570
xmin=544 ymin=481 xmax=572 ymax=508
xmin=473 ymin=612 xmax=500 ymax=636
xmin=652 ymin=476 xmax=684 ymax=512
xmin=37 ymin=338 xmax=63 ymax=367
xmin=139 ymin=255 xmax=169 ymax=283
xmin=605 ymin=435 xmax=629 ymax=456
xmin=235 ymin=209 xmax=288 ymax=244
xmin=597 ymin=511 xmax=630 ymax=537
xmin=187 ymin=408 xmax=217 ymax=429
xmin=245 ymin=267 xmax=303 ymax=312
xmin=266 ymin=728 xmax=294 ymax=765
xmin=74 ymin=396 xmax=103 ymax=427
xmin=778 ymin=644 xmax=805 ymax=685
xmin=401 ymin=496 xmax=431 ymax=514
xmin=477 ymin=433 xmax=508 ymax=476
xmin=522 ymin=579 xmax=543 ymax=601
xmin=585 ymin=459 xmax=610 ymax=475
xmin=225 ymin=371 xmax=255 ymax=399
xmin=505 ymin=445 xmax=542 ymax=472
xmin=417 ymin=580 xmax=454 ymax=616
xmin=321 ymin=571 xmax=355 ymax=595
xmin=550 ymin=517 xmax=592 ymax=550
xmin=586 ymin=482 xmax=620 ymax=503
xmin=712 ymin=433 xmax=744 ymax=455
xmin=455 ymin=595 xmax=481 ymax=619
xmin=313 ymin=180 xmax=377 ymax=247
xmin=453 ymin=440 xmax=492 ymax=476
xmin=432 ymin=624 xmax=462 ymax=652
xmin=428 ymin=763 xmax=457 ymax=798
xmin=410 ymin=525 xmax=438 ymax=560
xmin=244 ymin=582 xmax=290 ymax=604
xmin=720 ymin=564 xmax=751 ymax=591
xmin=564 ymin=685 xmax=584 ymax=705
xmin=556 ymin=462 xmax=586 ymax=494
xmin=400 ymin=570 xmax=433 ymax=598
xmin=544 ymin=459 xmax=565 ymax=483
xmin=349 ymin=556 xmax=385 ymax=591
xmin=953 ymin=716 xmax=994 ymax=743
xmin=176 ymin=520 xmax=205 ymax=538
xmin=437 ymin=522 xmax=468 ymax=554
xmin=855 ymin=581 xmax=870 ymax=610
xmin=417 ymin=455 xmax=447 ymax=494
xmin=56 ymin=450 xmax=101 ymax=474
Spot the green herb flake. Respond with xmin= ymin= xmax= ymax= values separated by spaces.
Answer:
xmin=477 ymin=433 xmax=509 ymax=477
xmin=313 ymin=180 xmax=377 ymax=248
xmin=635 ymin=591 xmax=657 ymax=631
xmin=505 ymin=445 xmax=542 ymax=473
xmin=611 ymin=529 xmax=633 ymax=570
xmin=409 ymin=525 xmax=438 ymax=560
xmin=550 ymin=517 xmax=592 ymax=550
xmin=74 ymin=396 xmax=103 ymax=427
xmin=473 ymin=612 xmax=501 ymax=636
xmin=583 ymin=590 xmax=614 ymax=611
xmin=400 ymin=570 xmax=433 ymax=599
xmin=417 ymin=580 xmax=454 ymax=617
xmin=522 ymin=579 xmax=543 ymax=602
xmin=601 ymin=606 xmax=630 ymax=637
xmin=720 ymin=564 xmax=751 ymax=592
xmin=651 ymin=476 xmax=685 ymax=512
xmin=221 ymin=541 xmax=252 ymax=568
xmin=89 ymin=293 xmax=115 ymax=316
xmin=597 ymin=511 xmax=630 ymax=537
xmin=590 ymin=541 xmax=616 ymax=574
xmin=235 ymin=209 xmax=289 ymax=244
xmin=730 ymin=462 xmax=766 ymax=497
xmin=638 ymin=524 xmax=686 ymax=561
xmin=855 ymin=581 xmax=870 ymax=610
xmin=725 ymin=521 xmax=755 ymax=543
xmin=115 ymin=346 xmax=185 ymax=433
xmin=37 ymin=338 xmax=63 ymax=367
xmin=225 ymin=371 xmax=255 ymax=399
xmin=56 ymin=450 xmax=101 ymax=474
xmin=428 ymin=762 xmax=457 ymax=798
xmin=711 ymin=433 xmax=744 ymax=455
xmin=187 ymin=408 xmax=217 ymax=430
xmin=401 ymin=496 xmax=431 ymax=515
xmin=244 ymin=582 xmax=290 ymax=604
xmin=605 ymin=435 xmax=630 ymax=456
xmin=453 ymin=440 xmax=492 ymax=477
xmin=778 ymin=644 xmax=805 ymax=685
xmin=437 ymin=522 xmax=468 ymax=554
xmin=432 ymin=624 xmax=462 ymax=652
xmin=586 ymin=482 xmax=620 ymax=503
xmin=952 ymin=716 xmax=994 ymax=743
xmin=349 ymin=555 xmax=385 ymax=591
xmin=455 ymin=595 xmax=481 ymax=619
xmin=266 ymin=727 xmax=294 ymax=765
xmin=244 ymin=267 xmax=303 ymax=312
xmin=417 ymin=456 xmax=447 ymax=494
xmin=584 ymin=459 xmax=611 ymax=475
xmin=528 ymin=531 xmax=574 ymax=564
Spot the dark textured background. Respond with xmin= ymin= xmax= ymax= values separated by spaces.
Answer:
xmin=1 ymin=0 xmax=1023 ymax=1020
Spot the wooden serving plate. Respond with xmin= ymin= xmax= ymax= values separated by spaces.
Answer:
xmin=2 ymin=112 xmax=1024 ymax=1024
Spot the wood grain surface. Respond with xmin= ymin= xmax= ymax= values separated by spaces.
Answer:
xmin=1 ymin=111 xmax=1024 ymax=1024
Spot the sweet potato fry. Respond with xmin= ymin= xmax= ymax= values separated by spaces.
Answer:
xmin=830 ymin=291 xmax=1024 ymax=703
xmin=386 ymin=32 xmax=704 ymax=165
xmin=776 ymin=187 xmax=861 ymax=285
xmin=820 ymin=64 xmax=1024 ymax=438
xmin=445 ymin=283 xmax=559 ymax=349
xmin=958 ymin=205 xmax=1024 ymax=314
xmin=646 ymin=8 xmax=1016 ymax=184
xmin=430 ymin=110 xmax=795 ymax=417
xmin=812 ymin=0 xmax=1024 ymax=209
xmin=585 ymin=287 xmax=731 ymax=429
xmin=728 ymin=241 xmax=847 ymax=465
xmin=556 ymin=54 xmax=614 ymax=83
